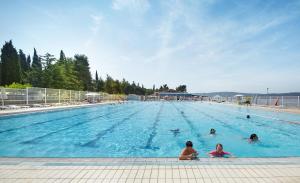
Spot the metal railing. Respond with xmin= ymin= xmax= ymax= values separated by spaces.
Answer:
xmin=215 ymin=96 xmax=300 ymax=108
xmin=251 ymin=95 xmax=300 ymax=108
xmin=0 ymin=87 xmax=126 ymax=106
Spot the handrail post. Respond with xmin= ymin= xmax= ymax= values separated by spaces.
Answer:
xmin=26 ymin=87 xmax=29 ymax=105
xmin=58 ymin=89 xmax=61 ymax=103
xmin=78 ymin=91 xmax=80 ymax=102
xmin=298 ymin=96 xmax=299 ymax=108
xmin=281 ymin=96 xmax=284 ymax=108
xmin=44 ymin=88 xmax=47 ymax=104
xmin=1 ymin=88 xmax=4 ymax=107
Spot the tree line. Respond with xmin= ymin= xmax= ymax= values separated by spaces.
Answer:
xmin=0 ymin=40 xmax=187 ymax=95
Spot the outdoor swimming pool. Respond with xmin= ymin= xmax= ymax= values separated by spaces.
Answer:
xmin=0 ymin=101 xmax=299 ymax=157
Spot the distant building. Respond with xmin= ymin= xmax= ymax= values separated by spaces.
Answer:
xmin=212 ymin=95 xmax=223 ymax=102
xmin=158 ymin=92 xmax=193 ymax=97
xmin=158 ymin=92 xmax=194 ymax=100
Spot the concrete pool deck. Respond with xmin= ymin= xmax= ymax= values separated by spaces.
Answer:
xmin=0 ymin=157 xmax=299 ymax=182
xmin=0 ymin=101 xmax=125 ymax=116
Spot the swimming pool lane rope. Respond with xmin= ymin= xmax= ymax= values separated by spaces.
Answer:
xmin=143 ymin=102 xmax=164 ymax=150
xmin=0 ymin=103 xmax=136 ymax=134
xmin=78 ymin=103 xmax=151 ymax=148
xmin=183 ymin=103 xmax=281 ymax=148
xmin=170 ymin=102 xmax=209 ymax=150
xmin=19 ymin=103 xmax=146 ymax=145
xmin=203 ymin=102 xmax=300 ymax=125
xmin=193 ymin=102 xmax=298 ymax=137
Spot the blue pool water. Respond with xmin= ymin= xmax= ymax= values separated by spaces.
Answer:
xmin=0 ymin=101 xmax=299 ymax=157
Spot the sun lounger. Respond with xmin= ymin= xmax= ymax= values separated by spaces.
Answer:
xmin=31 ymin=104 xmax=43 ymax=107
xmin=7 ymin=105 xmax=21 ymax=109
xmin=0 ymin=106 xmax=9 ymax=110
xmin=20 ymin=105 xmax=30 ymax=108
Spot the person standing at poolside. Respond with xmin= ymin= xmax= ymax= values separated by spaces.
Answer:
xmin=209 ymin=143 xmax=232 ymax=158
xmin=179 ymin=141 xmax=198 ymax=160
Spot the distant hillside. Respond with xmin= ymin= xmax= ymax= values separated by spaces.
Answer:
xmin=192 ymin=92 xmax=300 ymax=97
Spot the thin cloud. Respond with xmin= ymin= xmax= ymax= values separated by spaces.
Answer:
xmin=90 ymin=14 xmax=103 ymax=34
xmin=112 ymin=0 xmax=150 ymax=12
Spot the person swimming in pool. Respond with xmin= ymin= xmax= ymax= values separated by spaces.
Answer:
xmin=246 ymin=115 xmax=250 ymax=119
xmin=249 ymin=133 xmax=259 ymax=143
xmin=210 ymin=128 xmax=216 ymax=135
xmin=170 ymin=129 xmax=180 ymax=136
xmin=179 ymin=141 xmax=198 ymax=160
xmin=209 ymin=143 xmax=231 ymax=158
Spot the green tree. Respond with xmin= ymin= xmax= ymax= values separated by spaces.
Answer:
xmin=158 ymin=84 xmax=169 ymax=92
xmin=29 ymin=48 xmax=43 ymax=87
xmin=98 ymin=77 xmax=105 ymax=91
xmin=41 ymin=53 xmax=55 ymax=67
xmin=95 ymin=70 xmax=101 ymax=92
xmin=58 ymin=50 xmax=66 ymax=65
xmin=4 ymin=82 xmax=32 ymax=89
xmin=176 ymin=85 xmax=187 ymax=92
xmin=19 ymin=49 xmax=30 ymax=84
xmin=32 ymin=48 xmax=42 ymax=70
xmin=50 ymin=64 xmax=65 ymax=89
xmin=27 ymin=69 xmax=41 ymax=87
xmin=122 ymin=79 xmax=133 ymax=94
xmin=19 ymin=49 xmax=28 ymax=72
xmin=104 ymin=75 xmax=114 ymax=94
xmin=113 ymin=79 xmax=121 ymax=94
xmin=26 ymin=55 xmax=31 ymax=69
xmin=59 ymin=50 xmax=66 ymax=61
xmin=0 ymin=40 xmax=21 ymax=85
xmin=0 ymin=40 xmax=170 ymax=94
xmin=63 ymin=58 xmax=83 ymax=90
xmin=74 ymin=54 xmax=92 ymax=90
xmin=40 ymin=53 xmax=56 ymax=88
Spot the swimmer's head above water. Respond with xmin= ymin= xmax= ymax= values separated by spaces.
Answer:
xmin=186 ymin=141 xmax=193 ymax=147
xmin=250 ymin=133 xmax=258 ymax=141
xmin=210 ymin=128 xmax=216 ymax=135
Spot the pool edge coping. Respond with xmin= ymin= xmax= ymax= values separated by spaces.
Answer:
xmin=1 ymin=157 xmax=300 ymax=166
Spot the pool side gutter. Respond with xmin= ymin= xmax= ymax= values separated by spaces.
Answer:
xmin=1 ymin=157 xmax=300 ymax=166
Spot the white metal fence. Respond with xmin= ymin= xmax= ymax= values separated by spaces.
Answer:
xmin=220 ymin=96 xmax=300 ymax=108
xmin=0 ymin=87 xmax=125 ymax=106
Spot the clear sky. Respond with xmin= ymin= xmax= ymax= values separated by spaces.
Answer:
xmin=1 ymin=0 xmax=300 ymax=93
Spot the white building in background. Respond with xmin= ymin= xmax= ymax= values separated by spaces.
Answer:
xmin=212 ymin=95 xmax=223 ymax=103
xmin=234 ymin=94 xmax=244 ymax=104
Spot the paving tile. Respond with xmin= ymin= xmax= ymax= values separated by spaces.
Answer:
xmin=149 ymin=178 xmax=158 ymax=183
xmin=141 ymin=179 xmax=150 ymax=183
xmin=143 ymin=169 xmax=152 ymax=179
xmin=203 ymin=178 xmax=213 ymax=183
xmin=0 ymin=158 xmax=300 ymax=182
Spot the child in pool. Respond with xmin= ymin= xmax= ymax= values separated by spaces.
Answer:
xmin=179 ymin=141 xmax=198 ymax=160
xmin=248 ymin=133 xmax=259 ymax=143
xmin=209 ymin=143 xmax=232 ymax=158
xmin=210 ymin=128 xmax=216 ymax=135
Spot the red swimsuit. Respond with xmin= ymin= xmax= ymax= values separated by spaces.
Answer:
xmin=209 ymin=150 xmax=230 ymax=157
